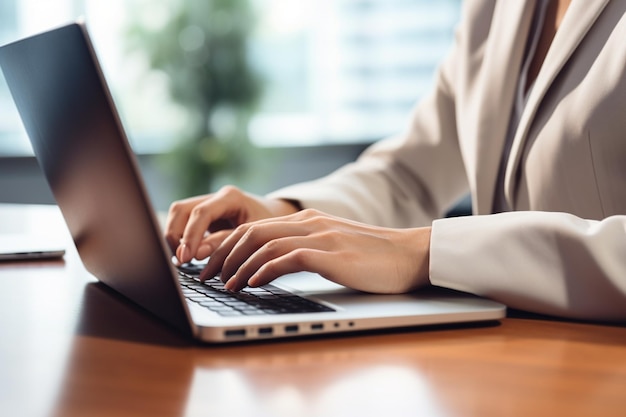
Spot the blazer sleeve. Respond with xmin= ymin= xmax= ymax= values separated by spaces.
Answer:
xmin=430 ymin=211 xmax=626 ymax=322
xmin=268 ymin=23 xmax=470 ymax=228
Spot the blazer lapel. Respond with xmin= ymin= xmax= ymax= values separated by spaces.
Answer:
xmin=503 ymin=0 xmax=611 ymax=206
xmin=471 ymin=1 xmax=536 ymax=214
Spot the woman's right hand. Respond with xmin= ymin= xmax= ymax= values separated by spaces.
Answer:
xmin=164 ymin=185 xmax=300 ymax=264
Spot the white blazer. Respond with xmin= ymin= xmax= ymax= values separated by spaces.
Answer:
xmin=270 ymin=0 xmax=626 ymax=321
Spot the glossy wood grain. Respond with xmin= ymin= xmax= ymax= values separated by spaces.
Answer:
xmin=1 ymin=204 xmax=625 ymax=417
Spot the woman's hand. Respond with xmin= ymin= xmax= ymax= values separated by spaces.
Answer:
xmin=200 ymin=208 xmax=432 ymax=294
xmin=165 ymin=186 xmax=300 ymax=264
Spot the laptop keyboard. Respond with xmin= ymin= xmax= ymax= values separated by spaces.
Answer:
xmin=178 ymin=273 xmax=335 ymax=316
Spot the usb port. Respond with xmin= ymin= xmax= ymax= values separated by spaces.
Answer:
xmin=285 ymin=325 xmax=299 ymax=333
xmin=311 ymin=323 xmax=324 ymax=331
xmin=258 ymin=327 xmax=273 ymax=336
xmin=224 ymin=329 xmax=246 ymax=338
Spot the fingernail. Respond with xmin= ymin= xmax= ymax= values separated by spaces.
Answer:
xmin=180 ymin=243 xmax=191 ymax=261
xmin=224 ymin=278 xmax=237 ymax=292
xmin=199 ymin=265 xmax=213 ymax=282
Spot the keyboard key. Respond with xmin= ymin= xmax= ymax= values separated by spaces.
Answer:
xmin=179 ymin=273 xmax=335 ymax=316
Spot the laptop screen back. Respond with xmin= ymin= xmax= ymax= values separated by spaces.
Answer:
xmin=0 ymin=23 xmax=193 ymax=335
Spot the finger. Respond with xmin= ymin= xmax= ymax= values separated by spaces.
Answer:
xmin=179 ymin=194 xmax=240 ymax=262
xmin=223 ymin=236 xmax=329 ymax=291
xmin=164 ymin=195 xmax=208 ymax=251
xmin=195 ymin=229 xmax=233 ymax=261
xmin=200 ymin=220 xmax=310 ymax=282
xmin=246 ymin=249 xmax=332 ymax=289
xmin=199 ymin=209 xmax=337 ymax=282
xmin=200 ymin=223 xmax=247 ymax=281
xmin=221 ymin=221 xmax=316 ymax=281
xmin=247 ymin=248 xmax=389 ymax=292
xmin=200 ymin=222 xmax=270 ymax=282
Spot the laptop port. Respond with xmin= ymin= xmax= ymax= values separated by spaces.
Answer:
xmin=224 ymin=329 xmax=246 ymax=338
xmin=311 ymin=323 xmax=324 ymax=331
xmin=285 ymin=325 xmax=299 ymax=333
xmin=258 ymin=327 xmax=273 ymax=336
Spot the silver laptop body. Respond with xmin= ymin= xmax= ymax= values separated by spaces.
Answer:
xmin=0 ymin=22 xmax=505 ymax=343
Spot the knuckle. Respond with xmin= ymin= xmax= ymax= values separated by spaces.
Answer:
xmin=219 ymin=185 xmax=241 ymax=200
xmin=242 ymin=224 xmax=264 ymax=244
xmin=300 ymin=209 xmax=333 ymax=225
xmin=232 ymin=222 xmax=249 ymax=235
xmin=290 ymin=248 xmax=312 ymax=265
xmin=168 ymin=200 xmax=185 ymax=215
xmin=317 ymin=229 xmax=340 ymax=245
xmin=190 ymin=204 xmax=210 ymax=219
xmin=263 ymin=238 xmax=282 ymax=255
xmin=300 ymin=208 xmax=321 ymax=218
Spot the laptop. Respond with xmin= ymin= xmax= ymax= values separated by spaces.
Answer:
xmin=0 ymin=22 xmax=506 ymax=343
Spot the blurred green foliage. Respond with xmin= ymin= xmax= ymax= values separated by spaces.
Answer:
xmin=127 ymin=0 xmax=261 ymax=198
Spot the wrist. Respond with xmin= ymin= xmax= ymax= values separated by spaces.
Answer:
xmin=268 ymin=198 xmax=302 ymax=217
xmin=405 ymin=226 xmax=432 ymax=289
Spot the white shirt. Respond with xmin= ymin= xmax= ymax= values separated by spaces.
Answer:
xmin=493 ymin=1 xmax=549 ymax=213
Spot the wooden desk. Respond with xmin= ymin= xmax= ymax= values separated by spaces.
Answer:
xmin=1 ymin=204 xmax=625 ymax=417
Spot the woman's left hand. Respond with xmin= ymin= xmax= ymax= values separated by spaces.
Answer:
xmin=200 ymin=208 xmax=431 ymax=294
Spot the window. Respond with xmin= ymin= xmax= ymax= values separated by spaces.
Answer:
xmin=0 ymin=0 xmax=85 ymax=155
xmin=0 ymin=0 xmax=24 ymax=155
xmin=249 ymin=0 xmax=461 ymax=146
xmin=0 ymin=0 xmax=461 ymax=155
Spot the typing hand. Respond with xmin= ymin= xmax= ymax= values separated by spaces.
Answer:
xmin=165 ymin=185 xmax=300 ymax=264
xmin=200 ymin=208 xmax=432 ymax=294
